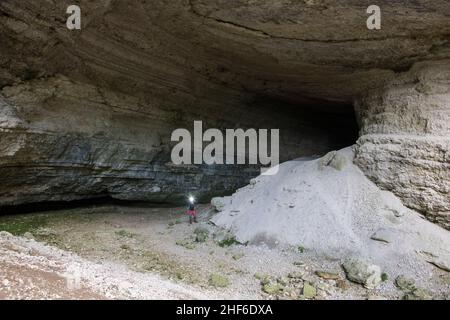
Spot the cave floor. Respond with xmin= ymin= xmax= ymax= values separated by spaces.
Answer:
xmin=0 ymin=205 xmax=448 ymax=300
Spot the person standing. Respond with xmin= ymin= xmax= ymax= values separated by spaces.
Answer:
xmin=187 ymin=196 xmax=198 ymax=224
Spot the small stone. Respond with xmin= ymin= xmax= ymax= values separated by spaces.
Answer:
xmin=288 ymin=271 xmax=304 ymax=279
xmin=336 ymin=279 xmax=348 ymax=290
xmin=317 ymin=282 xmax=330 ymax=292
xmin=2 ymin=279 xmax=10 ymax=287
xmin=209 ymin=274 xmax=229 ymax=288
xmin=315 ymin=271 xmax=340 ymax=280
xmin=301 ymin=274 xmax=315 ymax=283
xmin=342 ymin=259 xmax=382 ymax=289
xmin=302 ymin=282 xmax=316 ymax=299
xmin=0 ymin=231 xmax=13 ymax=238
xmin=23 ymin=232 xmax=35 ymax=240
xmin=262 ymin=282 xmax=284 ymax=295
xmin=277 ymin=276 xmax=289 ymax=286
xmin=32 ymin=228 xmax=53 ymax=238
xmin=254 ymin=273 xmax=264 ymax=280
xmin=395 ymin=275 xmax=416 ymax=291
xmin=403 ymin=288 xmax=432 ymax=300
xmin=285 ymin=288 xmax=299 ymax=299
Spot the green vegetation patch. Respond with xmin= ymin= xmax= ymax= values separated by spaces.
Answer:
xmin=297 ymin=245 xmax=306 ymax=253
xmin=0 ymin=214 xmax=51 ymax=236
xmin=209 ymin=273 xmax=230 ymax=288
xmin=217 ymin=235 xmax=239 ymax=247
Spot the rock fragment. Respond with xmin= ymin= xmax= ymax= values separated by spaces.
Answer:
xmin=342 ymin=259 xmax=382 ymax=289
xmin=395 ymin=275 xmax=416 ymax=291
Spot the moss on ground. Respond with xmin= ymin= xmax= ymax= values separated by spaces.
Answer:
xmin=0 ymin=214 xmax=50 ymax=235
xmin=209 ymin=273 xmax=230 ymax=288
xmin=0 ymin=207 xmax=105 ymax=237
xmin=297 ymin=245 xmax=305 ymax=253
xmin=0 ymin=209 xmax=106 ymax=250
xmin=217 ymin=235 xmax=239 ymax=247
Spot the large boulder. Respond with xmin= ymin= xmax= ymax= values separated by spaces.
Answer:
xmin=342 ymin=259 xmax=382 ymax=289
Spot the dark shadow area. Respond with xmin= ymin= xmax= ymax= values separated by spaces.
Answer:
xmin=0 ymin=197 xmax=183 ymax=216
xmin=247 ymin=94 xmax=360 ymax=155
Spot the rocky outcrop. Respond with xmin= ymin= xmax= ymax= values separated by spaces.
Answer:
xmin=355 ymin=61 xmax=450 ymax=229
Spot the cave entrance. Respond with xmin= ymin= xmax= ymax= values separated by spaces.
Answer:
xmin=245 ymin=94 xmax=359 ymax=163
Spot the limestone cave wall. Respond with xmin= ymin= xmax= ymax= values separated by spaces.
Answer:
xmin=0 ymin=1 xmax=449 ymax=228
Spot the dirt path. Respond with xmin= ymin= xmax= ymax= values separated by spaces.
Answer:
xmin=0 ymin=260 xmax=105 ymax=300
xmin=0 ymin=229 xmax=220 ymax=299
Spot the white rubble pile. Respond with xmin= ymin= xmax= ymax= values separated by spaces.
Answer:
xmin=211 ymin=147 xmax=450 ymax=277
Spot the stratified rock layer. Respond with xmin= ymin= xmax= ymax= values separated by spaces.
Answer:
xmin=355 ymin=61 xmax=450 ymax=229
xmin=2 ymin=1 xmax=450 ymax=102
xmin=0 ymin=76 xmax=346 ymax=205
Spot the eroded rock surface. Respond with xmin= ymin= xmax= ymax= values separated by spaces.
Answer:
xmin=2 ymin=1 xmax=450 ymax=103
xmin=355 ymin=61 xmax=450 ymax=229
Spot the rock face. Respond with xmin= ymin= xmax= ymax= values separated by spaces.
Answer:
xmin=355 ymin=61 xmax=450 ymax=229
xmin=0 ymin=1 xmax=449 ymax=225
xmin=0 ymin=76 xmax=345 ymax=205
xmin=2 ymin=1 xmax=450 ymax=103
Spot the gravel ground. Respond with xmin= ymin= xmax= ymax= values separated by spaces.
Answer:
xmin=0 ymin=229 xmax=220 ymax=299
xmin=0 ymin=204 xmax=449 ymax=300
